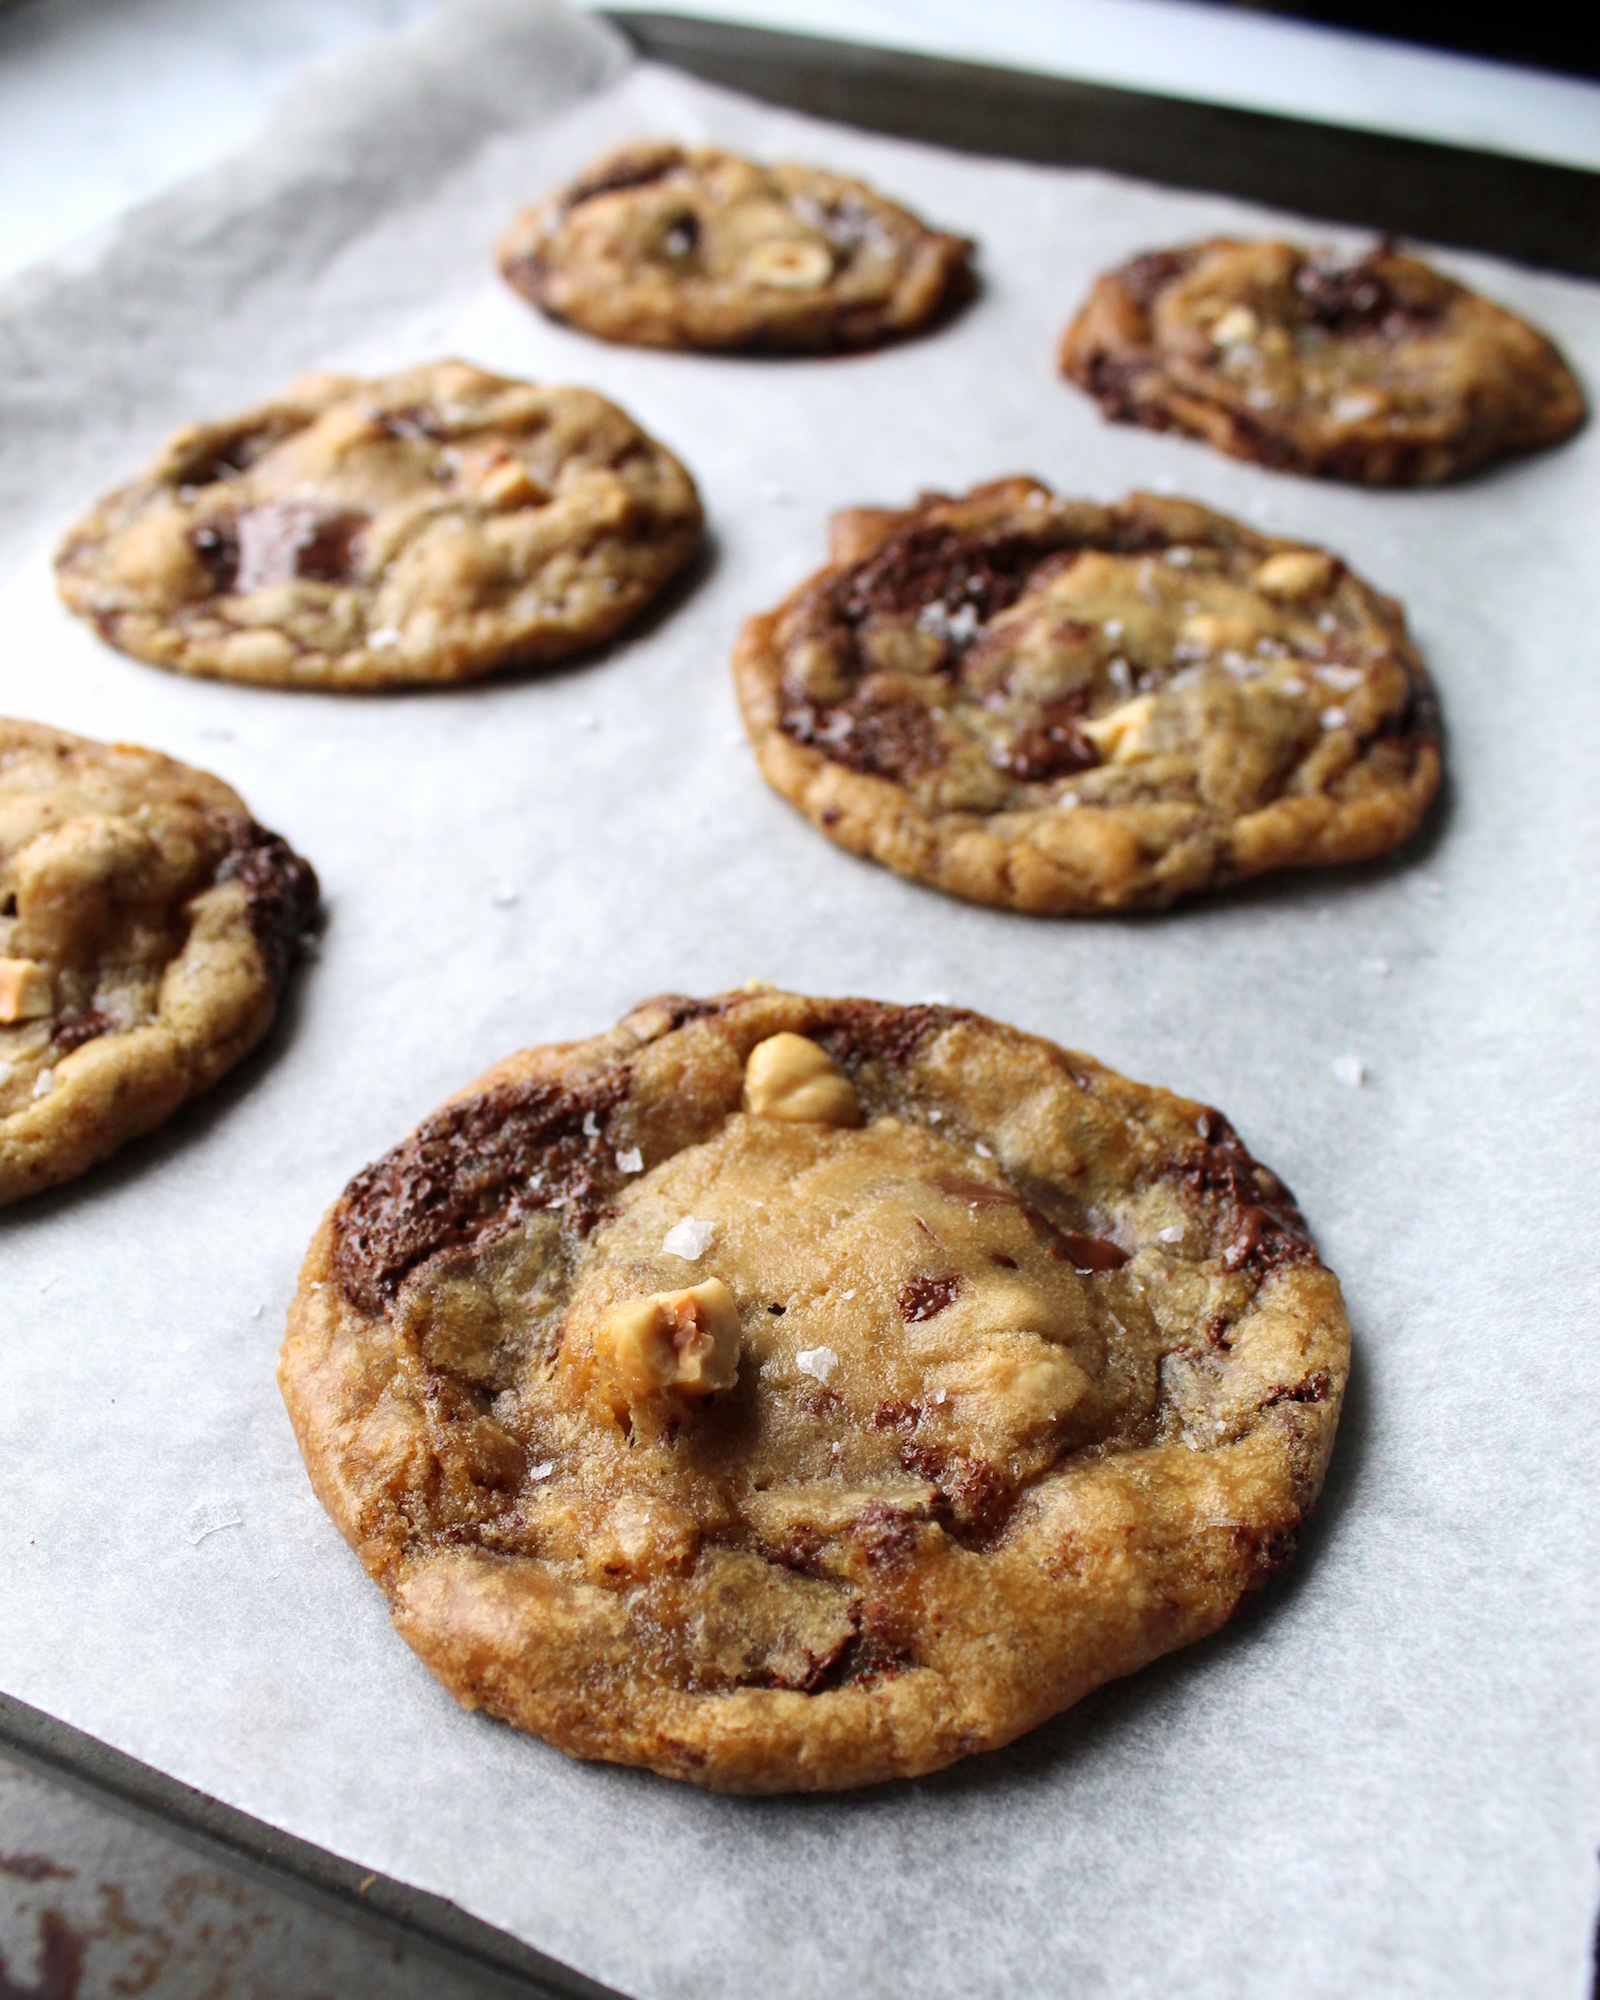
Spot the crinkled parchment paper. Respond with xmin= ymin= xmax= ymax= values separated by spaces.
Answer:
xmin=1 ymin=4 xmax=1596 ymax=1994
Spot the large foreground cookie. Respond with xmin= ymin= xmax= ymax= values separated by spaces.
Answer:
xmin=498 ymin=142 xmax=974 ymax=352
xmin=281 ymin=988 xmax=1349 ymax=1793
xmin=56 ymin=362 xmax=703 ymax=689
xmin=0 ymin=720 xmax=317 ymax=1204
xmin=733 ymin=479 xmax=1440 ymax=912
xmin=1060 ymin=238 xmax=1584 ymax=484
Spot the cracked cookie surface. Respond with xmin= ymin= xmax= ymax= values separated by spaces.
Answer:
xmin=1060 ymin=238 xmax=1585 ymax=484
xmin=55 ymin=361 xmax=703 ymax=690
xmin=498 ymin=141 xmax=974 ymax=353
xmin=733 ymin=478 xmax=1441 ymax=913
xmin=0 ymin=719 xmax=317 ymax=1204
xmin=280 ymin=989 xmax=1349 ymax=1793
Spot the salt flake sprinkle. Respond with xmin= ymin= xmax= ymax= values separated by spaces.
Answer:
xmin=32 ymin=1069 xmax=55 ymax=1099
xmin=616 ymin=1146 xmax=644 ymax=1174
xmin=529 ymin=1461 xmax=556 ymax=1482
xmin=1157 ymin=1224 xmax=1184 ymax=1243
xmin=973 ymin=1141 xmax=994 ymax=1159
xmin=1332 ymin=1054 xmax=1367 ymax=1088
xmin=582 ymin=1110 xmax=600 ymax=1138
xmin=663 ymin=1216 xmax=714 ymax=1260
xmin=796 ymin=1346 xmax=839 ymax=1385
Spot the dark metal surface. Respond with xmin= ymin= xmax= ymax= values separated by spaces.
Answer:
xmin=607 ymin=10 xmax=1600 ymax=278
xmin=0 ymin=1692 xmax=621 ymax=2000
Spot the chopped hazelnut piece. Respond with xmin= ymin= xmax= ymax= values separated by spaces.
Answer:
xmin=1080 ymin=694 xmax=1156 ymax=764
xmin=1210 ymin=304 xmax=1260 ymax=346
xmin=743 ymin=240 xmax=834 ymax=290
xmin=1253 ymin=550 xmax=1336 ymax=603
xmin=596 ymin=1278 xmax=741 ymax=1402
xmin=0 ymin=958 xmax=52 ymax=1024
xmin=744 ymin=1033 xmax=861 ymax=1126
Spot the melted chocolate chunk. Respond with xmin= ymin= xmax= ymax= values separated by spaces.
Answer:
xmin=564 ymin=151 xmax=679 ymax=210
xmin=994 ymin=698 xmax=1100 ymax=781
xmin=1260 ymin=1370 xmax=1332 ymax=1409
xmin=817 ymin=1001 xmax=967 ymax=1072
xmin=781 ymin=692 xmax=947 ymax=779
xmin=188 ymin=519 xmax=239 ymax=593
xmin=332 ymin=1071 xmax=631 ymax=1314
xmin=851 ymin=1500 xmax=922 ymax=1569
xmin=172 ymin=415 xmax=303 ymax=490
xmin=840 ymin=525 xmax=1057 ymax=628
xmin=1294 ymin=255 xmax=1437 ymax=337
xmin=215 ymin=818 xmax=320 ymax=994
xmin=1119 ymin=247 xmax=1196 ymax=309
xmin=931 ymin=1173 xmax=1015 ymax=1209
xmin=233 ymin=503 xmax=368 ymax=593
xmin=51 ymin=1008 xmax=112 ymax=1053
xmin=1057 ymin=1231 xmax=1131 ymax=1272
xmin=662 ymin=212 xmax=700 ymax=259
xmin=898 ymin=1272 xmax=961 ymax=1322
xmin=1185 ymin=1110 xmax=1317 ymax=1279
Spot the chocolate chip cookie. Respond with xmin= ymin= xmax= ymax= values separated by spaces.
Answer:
xmin=497 ymin=142 xmax=974 ymax=353
xmin=1060 ymin=238 xmax=1584 ymax=483
xmin=733 ymin=479 xmax=1440 ymax=912
xmin=280 ymin=988 xmax=1349 ymax=1793
xmin=0 ymin=720 xmax=317 ymax=1204
xmin=55 ymin=362 xmax=704 ymax=689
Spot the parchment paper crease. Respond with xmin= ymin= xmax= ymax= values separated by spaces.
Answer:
xmin=1 ymin=5 xmax=1596 ymax=1995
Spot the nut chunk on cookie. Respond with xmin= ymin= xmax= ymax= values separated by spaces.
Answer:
xmin=498 ymin=142 xmax=974 ymax=353
xmin=1060 ymin=238 xmax=1585 ymax=483
xmin=0 ymin=719 xmax=318 ymax=1204
xmin=732 ymin=478 xmax=1442 ymax=913
xmin=55 ymin=361 xmax=704 ymax=689
xmin=280 ymin=989 xmax=1350 ymax=1793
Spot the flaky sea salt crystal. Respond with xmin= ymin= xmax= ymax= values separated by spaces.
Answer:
xmin=1158 ymin=1224 xmax=1184 ymax=1243
xmin=796 ymin=1346 xmax=838 ymax=1384
xmin=1321 ymin=706 xmax=1348 ymax=730
xmin=1332 ymin=1054 xmax=1366 ymax=1088
xmin=529 ymin=1461 xmax=556 ymax=1482
xmin=973 ymin=1141 xmax=993 ymax=1159
xmin=32 ymin=1069 xmax=54 ymax=1099
xmin=0 ymin=1062 xmax=13 ymax=1086
xmin=1103 ymin=618 xmax=1124 ymax=639
xmin=368 ymin=627 xmax=400 ymax=649
xmin=616 ymin=1146 xmax=643 ymax=1174
xmin=184 ymin=1497 xmax=242 ymax=1546
xmin=930 ymin=1388 xmax=948 ymax=1405
xmin=1057 ymin=792 xmax=1080 ymax=810
xmin=1165 ymin=546 xmax=1193 ymax=567
xmin=1316 ymin=663 xmax=1363 ymax=690
xmin=582 ymin=1110 xmax=600 ymax=1138
xmin=663 ymin=1216 xmax=714 ymax=1259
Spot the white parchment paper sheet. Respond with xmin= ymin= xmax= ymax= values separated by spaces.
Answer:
xmin=1 ymin=6 xmax=1597 ymax=1994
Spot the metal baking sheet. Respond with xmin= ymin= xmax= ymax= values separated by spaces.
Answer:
xmin=1 ymin=3 xmax=1596 ymax=1994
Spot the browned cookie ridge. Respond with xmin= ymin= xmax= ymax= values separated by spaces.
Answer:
xmin=497 ymin=142 xmax=974 ymax=353
xmin=55 ymin=362 xmax=704 ymax=689
xmin=0 ymin=720 xmax=318 ymax=1203
xmin=733 ymin=479 xmax=1441 ymax=912
xmin=280 ymin=989 xmax=1350 ymax=1793
xmin=1060 ymin=238 xmax=1585 ymax=483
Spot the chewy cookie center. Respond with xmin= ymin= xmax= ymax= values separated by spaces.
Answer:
xmin=561 ymin=1109 xmax=1135 ymax=1506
